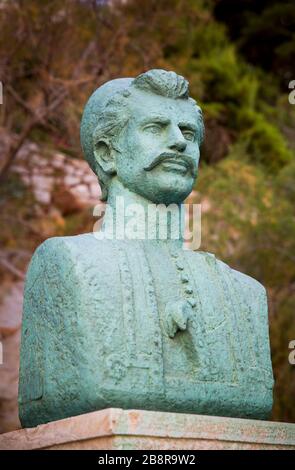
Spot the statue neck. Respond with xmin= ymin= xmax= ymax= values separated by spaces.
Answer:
xmin=100 ymin=178 xmax=185 ymax=247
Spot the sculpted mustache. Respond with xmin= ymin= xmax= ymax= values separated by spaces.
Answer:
xmin=143 ymin=152 xmax=197 ymax=175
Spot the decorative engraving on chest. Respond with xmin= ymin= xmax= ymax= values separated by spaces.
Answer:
xmin=114 ymin=241 xmax=240 ymax=387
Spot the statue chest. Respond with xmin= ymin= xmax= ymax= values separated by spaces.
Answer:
xmin=93 ymin=241 xmax=258 ymax=395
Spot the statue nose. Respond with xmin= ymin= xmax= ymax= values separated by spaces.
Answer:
xmin=168 ymin=127 xmax=187 ymax=152
xmin=169 ymin=139 xmax=187 ymax=152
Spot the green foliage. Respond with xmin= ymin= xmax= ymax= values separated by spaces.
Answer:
xmin=238 ymin=111 xmax=293 ymax=171
xmin=277 ymin=160 xmax=295 ymax=205
xmin=214 ymin=0 xmax=295 ymax=87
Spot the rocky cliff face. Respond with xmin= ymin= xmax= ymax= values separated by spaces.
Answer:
xmin=0 ymin=282 xmax=23 ymax=433
xmin=11 ymin=142 xmax=101 ymax=212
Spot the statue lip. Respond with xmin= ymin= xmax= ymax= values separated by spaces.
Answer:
xmin=144 ymin=152 xmax=195 ymax=176
xmin=160 ymin=159 xmax=190 ymax=174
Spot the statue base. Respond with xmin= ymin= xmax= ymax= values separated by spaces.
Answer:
xmin=1 ymin=408 xmax=294 ymax=450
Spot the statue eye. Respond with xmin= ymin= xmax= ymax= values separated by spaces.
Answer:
xmin=182 ymin=129 xmax=195 ymax=141
xmin=144 ymin=123 xmax=162 ymax=134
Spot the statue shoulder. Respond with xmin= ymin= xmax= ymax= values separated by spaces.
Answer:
xmin=220 ymin=258 xmax=265 ymax=295
xmin=231 ymin=267 xmax=266 ymax=297
xmin=214 ymin=256 xmax=267 ymax=306
xmin=29 ymin=232 xmax=107 ymax=265
xmin=31 ymin=232 xmax=100 ymax=257
xmin=193 ymin=250 xmax=267 ymax=302
xmin=25 ymin=232 xmax=113 ymax=288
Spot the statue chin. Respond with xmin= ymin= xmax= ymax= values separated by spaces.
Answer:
xmin=145 ymin=179 xmax=195 ymax=205
xmin=150 ymin=188 xmax=192 ymax=205
xmin=120 ymin=171 xmax=195 ymax=205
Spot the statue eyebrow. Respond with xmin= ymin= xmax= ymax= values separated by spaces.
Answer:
xmin=140 ymin=115 xmax=170 ymax=126
xmin=139 ymin=116 xmax=197 ymax=132
xmin=178 ymin=121 xmax=197 ymax=132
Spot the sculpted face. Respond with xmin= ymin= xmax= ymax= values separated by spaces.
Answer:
xmin=114 ymin=89 xmax=201 ymax=204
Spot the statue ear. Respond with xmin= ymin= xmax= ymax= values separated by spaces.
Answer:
xmin=93 ymin=139 xmax=116 ymax=175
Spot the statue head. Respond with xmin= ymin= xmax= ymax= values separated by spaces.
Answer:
xmin=80 ymin=69 xmax=204 ymax=204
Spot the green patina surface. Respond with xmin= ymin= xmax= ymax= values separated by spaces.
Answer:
xmin=19 ymin=70 xmax=274 ymax=428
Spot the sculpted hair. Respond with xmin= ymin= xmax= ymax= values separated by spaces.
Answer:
xmin=82 ymin=69 xmax=204 ymax=201
xmin=133 ymin=69 xmax=189 ymax=99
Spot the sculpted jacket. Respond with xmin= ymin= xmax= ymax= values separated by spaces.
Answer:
xmin=19 ymin=233 xmax=274 ymax=427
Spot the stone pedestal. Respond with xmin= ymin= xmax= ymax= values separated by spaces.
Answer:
xmin=1 ymin=408 xmax=295 ymax=450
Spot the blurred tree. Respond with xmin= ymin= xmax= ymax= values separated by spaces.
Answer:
xmin=214 ymin=0 xmax=295 ymax=87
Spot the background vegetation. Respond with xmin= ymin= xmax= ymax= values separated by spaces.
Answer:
xmin=0 ymin=0 xmax=294 ymax=423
